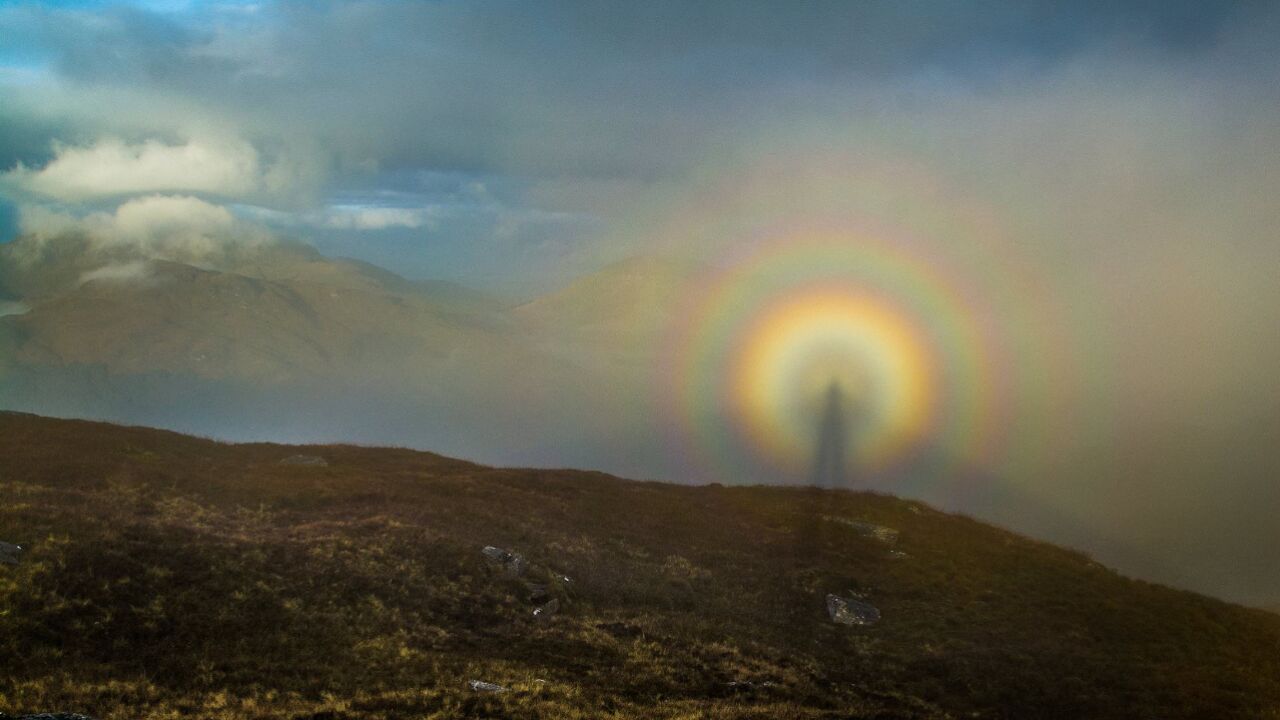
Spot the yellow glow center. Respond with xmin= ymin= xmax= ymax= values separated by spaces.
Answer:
xmin=729 ymin=290 xmax=935 ymax=470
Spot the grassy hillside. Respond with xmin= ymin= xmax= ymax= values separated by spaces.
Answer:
xmin=1 ymin=412 xmax=1278 ymax=719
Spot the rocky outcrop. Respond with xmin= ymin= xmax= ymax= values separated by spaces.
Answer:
xmin=0 ymin=541 xmax=22 ymax=565
xmin=827 ymin=592 xmax=881 ymax=626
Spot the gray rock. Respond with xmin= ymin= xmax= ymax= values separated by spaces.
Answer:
xmin=468 ymin=679 xmax=506 ymax=693
xmin=726 ymin=680 xmax=778 ymax=689
xmin=827 ymin=593 xmax=881 ymax=626
xmin=278 ymin=454 xmax=328 ymax=466
xmin=481 ymin=545 xmax=527 ymax=578
xmin=823 ymin=516 xmax=899 ymax=545
xmin=0 ymin=541 xmax=22 ymax=565
xmin=533 ymin=598 xmax=559 ymax=620
xmin=524 ymin=581 xmax=550 ymax=601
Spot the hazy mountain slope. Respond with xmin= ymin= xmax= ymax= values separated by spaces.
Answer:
xmin=515 ymin=256 xmax=699 ymax=357
xmin=2 ymin=261 xmax=506 ymax=383
xmin=223 ymin=248 xmax=506 ymax=317
xmin=0 ymin=240 xmax=671 ymax=477
xmin=2 ymin=412 xmax=1278 ymax=720
xmin=0 ymin=234 xmax=518 ymax=385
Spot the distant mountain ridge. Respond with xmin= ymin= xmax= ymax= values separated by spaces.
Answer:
xmin=0 ymin=233 xmax=519 ymax=384
xmin=0 ymin=234 xmax=679 ymax=384
xmin=515 ymin=255 xmax=700 ymax=340
xmin=0 ymin=233 xmax=694 ymax=480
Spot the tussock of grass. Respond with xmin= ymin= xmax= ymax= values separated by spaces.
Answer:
xmin=1 ymin=412 xmax=1279 ymax=719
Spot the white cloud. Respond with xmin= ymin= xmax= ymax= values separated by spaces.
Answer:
xmin=14 ymin=203 xmax=81 ymax=239
xmin=4 ymin=137 xmax=264 ymax=201
xmin=18 ymin=195 xmax=276 ymax=269
xmin=108 ymin=193 xmax=237 ymax=237
xmin=232 ymin=202 xmax=445 ymax=232
xmin=320 ymin=205 xmax=440 ymax=231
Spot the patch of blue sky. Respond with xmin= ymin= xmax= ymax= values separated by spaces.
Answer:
xmin=0 ymin=62 xmax=50 ymax=87
xmin=15 ymin=0 xmax=259 ymax=12
xmin=0 ymin=23 xmax=52 ymax=75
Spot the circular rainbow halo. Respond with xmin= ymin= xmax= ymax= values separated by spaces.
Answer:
xmin=730 ymin=287 xmax=934 ymax=471
xmin=665 ymin=230 xmax=993 ymax=482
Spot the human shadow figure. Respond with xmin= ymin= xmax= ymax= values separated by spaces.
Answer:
xmin=783 ymin=376 xmax=885 ymax=638
xmin=810 ymin=381 xmax=851 ymax=490
xmin=797 ymin=381 xmax=858 ymax=537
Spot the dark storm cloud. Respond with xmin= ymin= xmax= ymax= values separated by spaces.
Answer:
xmin=0 ymin=1 xmax=1264 ymax=179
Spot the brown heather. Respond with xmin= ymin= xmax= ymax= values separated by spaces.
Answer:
xmin=1 ymin=412 xmax=1278 ymax=719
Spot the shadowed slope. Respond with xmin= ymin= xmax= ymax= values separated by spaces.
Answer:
xmin=1 ymin=412 xmax=1278 ymax=719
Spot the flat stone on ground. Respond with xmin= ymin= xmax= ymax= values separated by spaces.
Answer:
xmin=278 ymin=454 xmax=329 ymax=466
xmin=827 ymin=592 xmax=881 ymax=626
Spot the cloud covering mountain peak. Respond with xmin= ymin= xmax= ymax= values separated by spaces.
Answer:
xmin=12 ymin=194 xmax=276 ymax=269
xmin=4 ymin=137 xmax=264 ymax=201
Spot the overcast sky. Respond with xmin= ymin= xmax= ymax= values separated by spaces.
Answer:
xmin=2 ymin=1 xmax=1279 ymax=604
xmin=1 ymin=1 xmax=1274 ymax=291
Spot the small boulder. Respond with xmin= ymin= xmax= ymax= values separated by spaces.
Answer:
xmin=468 ymin=680 xmax=506 ymax=693
xmin=726 ymin=680 xmax=778 ymax=690
xmin=0 ymin=541 xmax=22 ymax=565
xmin=823 ymin=516 xmax=899 ymax=545
xmin=827 ymin=593 xmax=881 ymax=626
xmin=524 ymin=581 xmax=551 ymax=602
xmin=533 ymin=598 xmax=559 ymax=620
xmin=279 ymin=454 xmax=328 ymax=467
xmin=481 ymin=546 xmax=527 ymax=578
